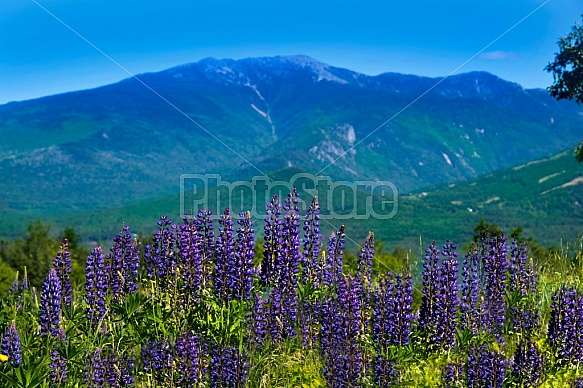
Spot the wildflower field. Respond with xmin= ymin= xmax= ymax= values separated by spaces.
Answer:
xmin=1 ymin=189 xmax=583 ymax=387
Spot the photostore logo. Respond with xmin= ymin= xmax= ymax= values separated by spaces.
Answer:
xmin=180 ymin=173 xmax=398 ymax=220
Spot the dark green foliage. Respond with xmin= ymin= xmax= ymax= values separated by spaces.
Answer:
xmin=0 ymin=222 xmax=89 ymax=288
xmin=546 ymin=15 xmax=583 ymax=163
xmin=473 ymin=219 xmax=504 ymax=242
xmin=1 ymin=221 xmax=56 ymax=287
xmin=546 ymin=16 xmax=583 ymax=105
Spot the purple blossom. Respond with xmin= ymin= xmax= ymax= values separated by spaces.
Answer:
xmin=356 ymin=232 xmax=374 ymax=288
xmin=178 ymin=217 xmax=204 ymax=305
xmin=1 ymin=322 xmax=22 ymax=367
xmin=438 ymin=241 xmax=459 ymax=347
xmin=20 ymin=271 xmax=29 ymax=292
xmin=214 ymin=208 xmax=236 ymax=303
xmin=480 ymin=236 xmax=509 ymax=342
xmin=373 ymin=353 xmax=399 ymax=387
xmin=261 ymin=194 xmax=283 ymax=287
xmin=86 ymin=348 xmax=106 ymax=388
xmin=142 ymin=338 xmax=173 ymax=383
xmin=549 ymin=287 xmax=583 ymax=364
xmin=466 ymin=346 xmax=508 ymax=388
xmin=9 ymin=274 xmax=19 ymax=295
xmin=107 ymin=352 xmax=135 ymax=387
xmin=323 ymin=226 xmax=345 ymax=287
xmin=50 ymin=349 xmax=67 ymax=386
xmin=144 ymin=216 xmax=177 ymax=290
xmin=321 ymin=276 xmax=363 ymax=387
xmin=512 ymin=339 xmax=543 ymax=387
xmin=419 ymin=240 xmax=459 ymax=348
xmin=508 ymin=240 xmax=539 ymax=333
xmin=85 ymin=246 xmax=108 ymax=328
xmin=278 ymin=188 xmax=301 ymax=337
xmin=302 ymin=196 xmax=323 ymax=285
xmin=194 ymin=209 xmax=215 ymax=289
xmin=107 ymin=226 xmax=140 ymax=301
xmin=174 ymin=332 xmax=205 ymax=386
xmin=53 ymin=238 xmax=72 ymax=309
xmin=267 ymin=287 xmax=284 ymax=343
xmin=251 ymin=292 xmax=268 ymax=349
xmin=373 ymin=272 xmax=413 ymax=347
xmin=87 ymin=348 xmax=134 ymax=388
xmin=442 ymin=362 xmax=464 ymax=388
xmin=419 ymin=240 xmax=440 ymax=342
xmin=209 ymin=344 xmax=249 ymax=388
xmin=234 ymin=211 xmax=255 ymax=300
xmin=39 ymin=268 xmax=62 ymax=337
xmin=461 ymin=243 xmax=481 ymax=335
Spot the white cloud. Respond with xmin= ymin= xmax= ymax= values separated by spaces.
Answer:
xmin=478 ymin=51 xmax=517 ymax=60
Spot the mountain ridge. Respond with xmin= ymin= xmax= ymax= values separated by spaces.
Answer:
xmin=0 ymin=55 xmax=581 ymax=222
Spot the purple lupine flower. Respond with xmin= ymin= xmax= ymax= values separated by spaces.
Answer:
xmin=277 ymin=188 xmax=301 ymax=338
xmin=144 ymin=216 xmax=178 ymax=290
xmin=323 ymin=226 xmax=345 ymax=287
xmin=86 ymin=347 xmax=106 ymax=388
xmin=572 ymin=378 xmax=583 ymax=388
xmin=467 ymin=346 xmax=508 ymax=388
xmin=20 ymin=271 xmax=29 ymax=292
xmin=39 ymin=268 xmax=62 ymax=337
xmin=373 ymin=353 xmax=399 ymax=387
xmin=356 ymin=232 xmax=374 ymax=288
xmin=508 ymin=241 xmax=539 ymax=333
xmin=1 ymin=322 xmax=22 ymax=367
xmin=178 ymin=216 xmax=203 ymax=305
xmin=107 ymin=226 xmax=140 ymax=301
xmin=321 ymin=276 xmax=363 ymax=387
xmin=512 ymin=339 xmax=543 ymax=387
xmin=419 ymin=240 xmax=441 ymax=347
xmin=53 ymin=239 xmax=72 ymax=309
xmin=121 ymin=356 xmax=136 ymax=387
xmin=548 ymin=287 xmax=583 ymax=364
xmin=419 ymin=240 xmax=440 ymax=331
xmin=50 ymin=349 xmax=67 ymax=386
xmin=234 ymin=211 xmax=255 ymax=300
xmin=355 ymin=232 xmax=375 ymax=335
xmin=194 ymin=209 xmax=215 ymax=289
xmin=85 ymin=246 xmax=109 ymax=328
xmin=461 ymin=243 xmax=481 ymax=335
xmin=442 ymin=362 xmax=464 ymax=388
xmin=9 ymin=274 xmax=19 ymax=295
xmin=437 ymin=241 xmax=459 ymax=347
xmin=302 ymin=196 xmax=323 ymax=286
xmin=342 ymin=276 xmax=364 ymax=385
xmin=142 ymin=338 xmax=173 ymax=383
xmin=376 ymin=273 xmax=413 ymax=347
xmin=104 ymin=350 xmax=135 ymax=388
xmin=372 ymin=275 xmax=393 ymax=349
xmin=251 ymin=292 xmax=268 ymax=349
xmin=267 ymin=287 xmax=284 ymax=343
xmin=174 ymin=332 xmax=205 ymax=386
xmin=214 ymin=208 xmax=236 ymax=303
xmin=389 ymin=274 xmax=413 ymax=346
xmin=477 ymin=235 xmax=509 ymax=342
xmin=209 ymin=344 xmax=249 ymax=388
xmin=261 ymin=194 xmax=283 ymax=287
xmin=419 ymin=240 xmax=459 ymax=348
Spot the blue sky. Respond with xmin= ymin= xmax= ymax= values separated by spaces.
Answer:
xmin=0 ymin=0 xmax=581 ymax=104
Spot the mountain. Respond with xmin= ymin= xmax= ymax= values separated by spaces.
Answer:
xmin=0 ymin=55 xmax=582 ymax=225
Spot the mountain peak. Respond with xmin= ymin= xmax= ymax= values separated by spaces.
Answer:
xmin=164 ymin=55 xmax=349 ymax=84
